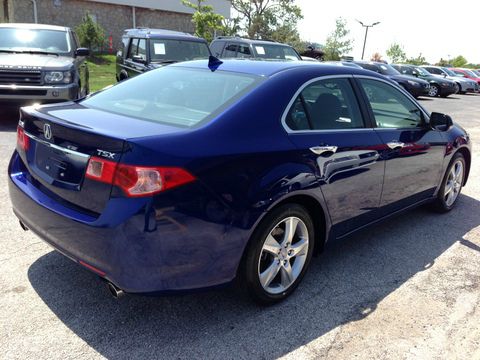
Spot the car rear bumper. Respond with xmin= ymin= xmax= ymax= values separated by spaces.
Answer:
xmin=8 ymin=151 xmax=242 ymax=294
xmin=0 ymin=83 xmax=78 ymax=104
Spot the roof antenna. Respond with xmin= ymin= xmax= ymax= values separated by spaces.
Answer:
xmin=208 ymin=55 xmax=223 ymax=71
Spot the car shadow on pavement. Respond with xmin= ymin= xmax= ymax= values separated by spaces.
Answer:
xmin=27 ymin=194 xmax=480 ymax=359
xmin=0 ymin=106 xmax=21 ymax=131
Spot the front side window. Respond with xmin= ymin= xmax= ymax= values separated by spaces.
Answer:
xmin=359 ymin=79 xmax=423 ymax=128
xmin=127 ymin=38 xmax=138 ymax=59
xmin=237 ymin=44 xmax=252 ymax=58
xmin=0 ymin=28 xmax=71 ymax=54
xmin=149 ymin=39 xmax=210 ymax=63
xmin=137 ymin=38 xmax=147 ymax=60
xmin=285 ymin=78 xmax=364 ymax=131
xmin=82 ymin=67 xmax=261 ymax=128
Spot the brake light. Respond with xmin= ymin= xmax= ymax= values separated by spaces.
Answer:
xmin=85 ymin=156 xmax=196 ymax=197
xmin=17 ymin=126 xmax=30 ymax=151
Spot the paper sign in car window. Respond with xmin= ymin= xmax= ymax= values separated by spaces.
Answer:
xmin=154 ymin=43 xmax=166 ymax=55
xmin=255 ymin=46 xmax=265 ymax=55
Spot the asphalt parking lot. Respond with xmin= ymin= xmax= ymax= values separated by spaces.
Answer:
xmin=1 ymin=95 xmax=480 ymax=360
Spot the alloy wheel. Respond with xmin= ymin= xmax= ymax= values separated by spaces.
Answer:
xmin=257 ymin=217 xmax=309 ymax=294
xmin=444 ymin=160 xmax=464 ymax=207
xmin=428 ymin=85 xmax=439 ymax=97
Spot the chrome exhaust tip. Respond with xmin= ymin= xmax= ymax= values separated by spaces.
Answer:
xmin=106 ymin=282 xmax=124 ymax=299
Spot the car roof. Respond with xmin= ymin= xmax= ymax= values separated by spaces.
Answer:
xmin=123 ymin=28 xmax=205 ymax=42
xmin=212 ymin=37 xmax=290 ymax=46
xmin=171 ymin=59 xmax=385 ymax=78
xmin=0 ymin=23 xmax=69 ymax=31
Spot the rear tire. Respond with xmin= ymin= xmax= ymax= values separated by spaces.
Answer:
xmin=244 ymin=204 xmax=315 ymax=305
xmin=430 ymin=153 xmax=465 ymax=213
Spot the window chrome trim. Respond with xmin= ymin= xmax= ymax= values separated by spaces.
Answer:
xmin=25 ymin=132 xmax=90 ymax=158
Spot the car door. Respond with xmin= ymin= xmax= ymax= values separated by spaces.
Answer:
xmin=124 ymin=38 xmax=147 ymax=77
xmin=70 ymin=30 xmax=88 ymax=96
xmin=284 ymin=76 xmax=385 ymax=236
xmin=356 ymin=77 xmax=446 ymax=211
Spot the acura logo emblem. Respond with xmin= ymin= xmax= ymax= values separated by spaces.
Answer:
xmin=43 ymin=123 xmax=52 ymax=140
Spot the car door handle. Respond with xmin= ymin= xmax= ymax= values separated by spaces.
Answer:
xmin=310 ymin=146 xmax=338 ymax=155
xmin=386 ymin=141 xmax=405 ymax=150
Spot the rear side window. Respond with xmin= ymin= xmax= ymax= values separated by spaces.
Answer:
xmin=285 ymin=78 xmax=364 ymax=131
xmin=223 ymin=44 xmax=238 ymax=58
xmin=210 ymin=41 xmax=225 ymax=57
xmin=238 ymin=44 xmax=252 ymax=58
xmin=359 ymin=78 xmax=423 ymax=128
xmin=82 ymin=67 xmax=261 ymax=127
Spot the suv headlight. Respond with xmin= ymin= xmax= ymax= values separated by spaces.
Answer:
xmin=44 ymin=71 xmax=72 ymax=84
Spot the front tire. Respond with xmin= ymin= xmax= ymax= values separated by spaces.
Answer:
xmin=431 ymin=153 xmax=465 ymax=212
xmin=428 ymin=84 xmax=440 ymax=97
xmin=244 ymin=204 xmax=315 ymax=305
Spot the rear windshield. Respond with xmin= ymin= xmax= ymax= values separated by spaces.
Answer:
xmin=377 ymin=63 xmax=400 ymax=76
xmin=149 ymin=39 xmax=210 ymax=63
xmin=81 ymin=67 xmax=261 ymax=127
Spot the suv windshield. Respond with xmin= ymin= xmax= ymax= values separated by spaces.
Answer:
xmin=82 ymin=67 xmax=261 ymax=127
xmin=149 ymin=39 xmax=210 ymax=63
xmin=252 ymin=44 xmax=301 ymax=61
xmin=0 ymin=28 xmax=70 ymax=54
xmin=377 ymin=63 xmax=400 ymax=76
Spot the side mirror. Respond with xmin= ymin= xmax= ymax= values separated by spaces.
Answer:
xmin=430 ymin=112 xmax=453 ymax=131
xmin=75 ymin=48 xmax=90 ymax=57
xmin=132 ymin=54 xmax=146 ymax=64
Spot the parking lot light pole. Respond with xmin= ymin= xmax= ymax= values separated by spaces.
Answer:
xmin=356 ymin=20 xmax=380 ymax=60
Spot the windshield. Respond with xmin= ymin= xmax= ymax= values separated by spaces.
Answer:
xmin=442 ymin=68 xmax=457 ymax=76
xmin=252 ymin=44 xmax=301 ymax=61
xmin=472 ymin=70 xmax=480 ymax=77
xmin=82 ymin=67 xmax=261 ymax=127
xmin=149 ymin=39 xmax=210 ymax=63
xmin=460 ymin=69 xmax=477 ymax=77
xmin=377 ymin=63 xmax=401 ymax=76
xmin=0 ymin=28 xmax=70 ymax=54
xmin=414 ymin=67 xmax=430 ymax=76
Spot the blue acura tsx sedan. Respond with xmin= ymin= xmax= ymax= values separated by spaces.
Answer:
xmin=9 ymin=59 xmax=471 ymax=304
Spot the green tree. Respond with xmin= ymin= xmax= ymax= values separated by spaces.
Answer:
xmin=405 ymin=53 xmax=427 ymax=65
xmin=230 ymin=0 xmax=303 ymax=40
xmin=182 ymin=0 xmax=224 ymax=42
xmin=386 ymin=42 xmax=406 ymax=63
xmin=436 ymin=58 xmax=449 ymax=66
xmin=323 ymin=18 xmax=353 ymax=61
xmin=451 ymin=55 xmax=468 ymax=68
xmin=75 ymin=12 xmax=105 ymax=52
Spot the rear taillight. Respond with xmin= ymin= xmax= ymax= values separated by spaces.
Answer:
xmin=17 ymin=126 xmax=30 ymax=151
xmin=85 ymin=156 xmax=196 ymax=197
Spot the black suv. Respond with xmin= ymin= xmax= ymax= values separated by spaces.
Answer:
xmin=210 ymin=37 xmax=302 ymax=61
xmin=0 ymin=23 xmax=89 ymax=105
xmin=116 ymin=28 xmax=211 ymax=81
xmin=354 ymin=61 xmax=430 ymax=98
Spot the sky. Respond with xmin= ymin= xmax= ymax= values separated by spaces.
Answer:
xmin=295 ymin=0 xmax=480 ymax=64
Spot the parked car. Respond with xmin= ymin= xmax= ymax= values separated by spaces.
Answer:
xmin=10 ymin=60 xmax=471 ymax=304
xmin=450 ymin=68 xmax=480 ymax=85
xmin=0 ymin=23 xmax=89 ymax=106
xmin=300 ymin=45 xmax=324 ymax=61
xmin=210 ymin=36 xmax=302 ymax=61
xmin=116 ymin=28 xmax=211 ymax=81
xmin=421 ymin=66 xmax=478 ymax=94
xmin=354 ymin=61 xmax=430 ymax=98
xmin=392 ymin=64 xmax=457 ymax=97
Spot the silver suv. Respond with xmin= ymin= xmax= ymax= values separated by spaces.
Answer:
xmin=0 ymin=23 xmax=90 ymax=106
